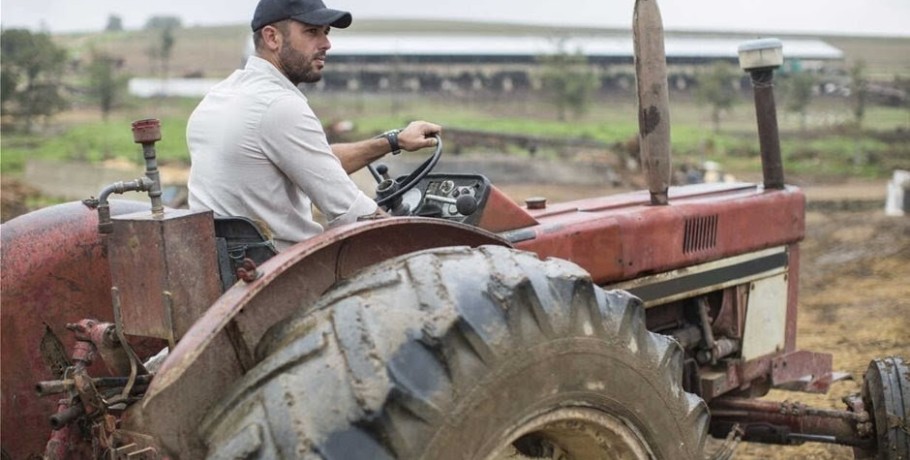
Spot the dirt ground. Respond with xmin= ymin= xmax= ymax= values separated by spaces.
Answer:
xmin=2 ymin=175 xmax=907 ymax=458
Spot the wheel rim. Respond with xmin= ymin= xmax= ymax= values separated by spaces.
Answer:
xmin=485 ymin=407 xmax=655 ymax=460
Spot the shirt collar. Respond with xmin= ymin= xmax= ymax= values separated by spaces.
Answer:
xmin=246 ymin=55 xmax=306 ymax=98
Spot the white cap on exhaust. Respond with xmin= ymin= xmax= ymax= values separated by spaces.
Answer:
xmin=738 ymin=38 xmax=784 ymax=71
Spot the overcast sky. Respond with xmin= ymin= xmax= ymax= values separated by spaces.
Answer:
xmin=2 ymin=0 xmax=909 ymax=37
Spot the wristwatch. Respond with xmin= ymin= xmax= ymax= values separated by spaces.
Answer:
xmin=382 ymin=129 xmax=402 ymax=155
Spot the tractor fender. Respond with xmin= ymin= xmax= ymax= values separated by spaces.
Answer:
xmin=0 ymin=200 xmax=150 ymax=460
xmin=135 ymin=217 xmax=509 ymax=457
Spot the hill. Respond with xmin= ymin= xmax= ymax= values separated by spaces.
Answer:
xmin=57 ymin=24 xmax=251 ymax=79
xmin=54 ymin=20 xmax=910 ymax=81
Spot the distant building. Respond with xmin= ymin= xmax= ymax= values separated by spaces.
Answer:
xmin=314 ymin=33 xmax=843 ymax=93
xmin=128 ymin=78 xmax=221 ymax=98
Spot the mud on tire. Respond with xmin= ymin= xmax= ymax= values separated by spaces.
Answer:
xmin=201 ymin=246 xmax=709 ymax=459
xmin=861 ymin=356 xmax=910 ymax=460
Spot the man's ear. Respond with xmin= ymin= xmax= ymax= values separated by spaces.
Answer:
xmin=260 ymin=25 xmax=283 ymax=52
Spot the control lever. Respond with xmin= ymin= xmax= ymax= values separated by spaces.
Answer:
xmin=376 ymin=164 xmax=392 ymax=181
xmin=455 ymin=194 xmax=479 ymax=215
xmin=425 ymin=193 xmax=478 ymax=216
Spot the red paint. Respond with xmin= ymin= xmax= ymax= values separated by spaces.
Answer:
xmin=476 ymin=185 xmax=538 ymax=232
xmin=1 ymin=200 xmax=147 ymax=459
xmin=2 ymin=180 xmax=833 ymax=457
xmin=517 ymin=183 xmax=806 ymax=285
xmin=137 ymin=218 xmax=508 ymax=456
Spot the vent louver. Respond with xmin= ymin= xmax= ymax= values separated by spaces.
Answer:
xmin=683 ymin=215 xmax=718 ymax=253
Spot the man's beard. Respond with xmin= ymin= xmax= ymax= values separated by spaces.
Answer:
xmin=279 ymin=42 xmax=323 ymax=85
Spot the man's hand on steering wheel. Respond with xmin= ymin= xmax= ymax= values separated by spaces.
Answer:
xmin=370 ymin=123 xmax=444 ymax=213
xmin=397 ymin=121 xmax=442 ymax=152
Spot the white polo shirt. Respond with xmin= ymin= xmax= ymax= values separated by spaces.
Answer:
xmin=187 ymin=56 xmax=377 ymax=250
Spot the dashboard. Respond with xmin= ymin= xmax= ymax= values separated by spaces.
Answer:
xmin=395 ymin=174 xmax=491 ymax=225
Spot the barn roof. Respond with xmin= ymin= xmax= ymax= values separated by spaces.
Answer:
xmin=327 ymin=34 xmax=843 ymax=62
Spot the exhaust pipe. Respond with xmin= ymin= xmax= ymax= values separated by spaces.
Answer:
xmin=738 ymin=39 xmax=786 ymax=190
xmin=633 ymin=0 xmax=672 ymax=205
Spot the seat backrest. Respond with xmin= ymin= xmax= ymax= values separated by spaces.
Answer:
xmin=213 ymin=216 xmax=278 ymax=291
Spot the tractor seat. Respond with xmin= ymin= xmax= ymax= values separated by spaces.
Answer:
xmin=213 ymin=216 xmax=278 ymax=291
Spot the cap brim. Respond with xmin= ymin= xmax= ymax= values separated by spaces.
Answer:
xmin=292 ymin=8 xmax=352 ymax=28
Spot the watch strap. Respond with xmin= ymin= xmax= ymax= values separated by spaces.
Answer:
xmin=383 ymin=129 xmax=402 ymax=155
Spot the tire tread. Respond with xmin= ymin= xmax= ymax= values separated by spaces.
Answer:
xmin=202 ymin=246 xmax=708 ymax=459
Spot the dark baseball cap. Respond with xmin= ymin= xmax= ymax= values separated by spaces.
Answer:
xmin=251 ymin=0 xmax=353 ymax=31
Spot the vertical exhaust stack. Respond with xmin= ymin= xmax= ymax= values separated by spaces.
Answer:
xmin=738 ymin=39 xmax=785 ymax=190
xmin=633 ymin=0 xmax=672 ymax=205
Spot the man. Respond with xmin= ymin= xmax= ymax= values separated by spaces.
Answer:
xmin=187 ymin=0 xmax=441 ymax=250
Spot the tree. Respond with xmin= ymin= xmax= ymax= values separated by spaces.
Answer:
xmin=105 ymin=14 xmax=124 ymax=32
xmin=694 ymin=62 xmax=739 ymax=133
xmin=146 ymin=25 xmax=176 ymax=83
xmin=160 ymin=26 xmax=175 ymax=79
xmin=0 ymin=29 xmax=69 ymax=132
xmin=86 ymin=51 xmax=128 ymax=120
xmin=0 ymin=68 xmax=17 ymax=109
xmin=144 ymin=15 xmax=182 ymax=30
xmin=781 ymin=72 xmax=816 ymax=132
xmin=538 ymin=46 xmax=600 ymax=121
xmin=894 ymin=75 xmax=910 ymax=115
xmin=849 ymin=60 xmax=868 ymax=128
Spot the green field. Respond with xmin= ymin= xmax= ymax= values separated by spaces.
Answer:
xmin=4 ymin=21 xmax=908 ymax=186
xmin=3 ymin=90 xmax=907 ymax=181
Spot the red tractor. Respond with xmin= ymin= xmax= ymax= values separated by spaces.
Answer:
xmin=2 ymin=1 xmax=907 ymax=458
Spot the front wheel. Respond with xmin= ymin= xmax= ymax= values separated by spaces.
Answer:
xmin=201 ymin=246 xmax=709 ymax=459
xmin=860 ymin=357 xmax=910 ymax=459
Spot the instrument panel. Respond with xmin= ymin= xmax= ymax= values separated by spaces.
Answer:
xmin=402 ymin=174 xmax=491 ymax=225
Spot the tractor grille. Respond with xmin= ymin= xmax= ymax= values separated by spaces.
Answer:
xmin=683 ymin=214 xmax=718 ymax=253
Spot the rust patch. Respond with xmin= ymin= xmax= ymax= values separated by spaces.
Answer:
xmin=639 ymin=105 xmax=661 ymax=136
xmin=40 ymin=326 xmax=71 ymax=379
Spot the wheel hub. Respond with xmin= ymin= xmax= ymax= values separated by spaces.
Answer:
xmin=486 ymin=407 xmax=655 ymax=460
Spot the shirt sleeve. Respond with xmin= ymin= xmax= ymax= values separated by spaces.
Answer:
xmin=258 ymin=95 xmax=378 ymax=224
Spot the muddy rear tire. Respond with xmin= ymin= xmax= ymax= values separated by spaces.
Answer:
xmin=201 ymin=246 xmax=709 ymax=459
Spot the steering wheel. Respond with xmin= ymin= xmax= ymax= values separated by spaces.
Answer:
xmin=369 ymin=134 xmax=442 ymax=211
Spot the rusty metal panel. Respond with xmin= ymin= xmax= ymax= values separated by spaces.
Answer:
xmin=784 ymin=243 xmax=801 ymax=352
xmin=138 ymin=218 xmax=507 ymax=457
xmin=0 ymin=200 xmax=147 ymax=460
xmin=771 ymin=349 xmax=835 ymax=393
xmin=517 ymin=183 xmax=806 ymax=286
xmin=700 ymin=365 xmax=743 ymax=400
xmin=476 ymin=185 xmax=539 ymax=233
xmin=714 ymin=284 xmax=748 ymax=339
xmin=698 ymin=348 xmax=835 ymax=402
xmin=109 ymin=209 xmax=221 ymax=343
xmin=742 ymin=272 xmax=789 ymax=360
